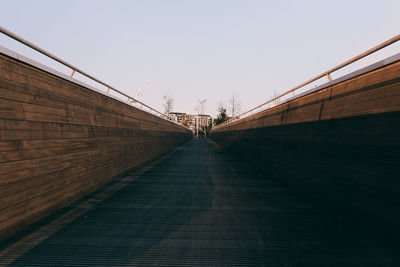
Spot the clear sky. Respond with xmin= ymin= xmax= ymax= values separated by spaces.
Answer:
xmin=1 ymin=0 xmax=399 ymax=117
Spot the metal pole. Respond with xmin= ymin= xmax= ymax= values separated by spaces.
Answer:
xmin=0 ymin=26 xmax=165 ymax=117
xmin=196 ymin=104 xmax=199 ymax=139
xmin=223 ymin=33 xmax=400 ymax=124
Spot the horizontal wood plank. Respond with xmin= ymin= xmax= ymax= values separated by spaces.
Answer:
xmin=0 ymin=53 xmax=191 ymax=239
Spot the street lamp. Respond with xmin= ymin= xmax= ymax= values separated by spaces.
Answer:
xmin=197 ymin=99 xmax=207 ymax=138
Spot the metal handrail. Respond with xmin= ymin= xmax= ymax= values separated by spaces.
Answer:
xmin=0 ymin=26 xmax=165 ymax=117
xmin=216 ymin=34 xmax=400 ymax=128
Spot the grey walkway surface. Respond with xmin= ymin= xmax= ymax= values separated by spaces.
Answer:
xmin=1 ymin=139 xmax=399 ymax=266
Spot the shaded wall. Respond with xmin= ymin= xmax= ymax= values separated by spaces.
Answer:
xmin=0 ymin=53 xmax=192 ymax=238
xmin=210 ymin=60 xmax=400 ymax=234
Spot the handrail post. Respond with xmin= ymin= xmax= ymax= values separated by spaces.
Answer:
xmin=1 ymin=26 xmax=398 ymax=127
xmin=0 ymin=26 xmax=168 ymax=120
xmin=224 ymin=34 xmax=400 ymax=125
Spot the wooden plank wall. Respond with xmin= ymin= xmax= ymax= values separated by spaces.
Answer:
xmin=209 ymin=60 xmax=400 ymax=235
xmin=0 ymin=54 xmax=192 ymax=239
xmin=212 ymin=60 xmax=400 ymax=136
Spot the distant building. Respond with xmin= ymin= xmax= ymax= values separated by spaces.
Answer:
xmin=169 ymin=112 xmax=186 ymax=124
xmin=169 ymin=112 xmax=212 ymax=134
xmin=196 ymin=114 xmax=212 ymax=132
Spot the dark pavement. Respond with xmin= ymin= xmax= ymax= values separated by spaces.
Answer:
xmin=2 ymin=139 xmax=399 ymax=266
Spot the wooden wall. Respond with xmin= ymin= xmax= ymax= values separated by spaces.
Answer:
xmin=211 ymin=60 xmax=400 ymax=135
xmin=209 ymin=60 xmax=400 ymax=235
xmin=0 ymin=53 xmax=192 ymax=238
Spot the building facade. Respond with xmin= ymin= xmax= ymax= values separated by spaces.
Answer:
xmin=169 ymin=112 xmax=212 ymax=134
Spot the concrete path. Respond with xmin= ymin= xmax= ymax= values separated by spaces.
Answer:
xmin=1 ymin=139 xmax=399 ymax=266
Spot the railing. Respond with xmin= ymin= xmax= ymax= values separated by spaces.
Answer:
xmin=215 ymin=34 xmax=400 ymax=128
xmin=0 ymin=26 xmax=167 ymax=119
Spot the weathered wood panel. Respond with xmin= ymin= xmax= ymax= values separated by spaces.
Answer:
xmin=209 ymin=60 xmax=400 ymax=236
xmin=0 ymin=53 xmax=192 ymax=239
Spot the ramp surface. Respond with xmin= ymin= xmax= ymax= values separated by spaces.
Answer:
xmin=1 ymin=139 xmax=399 ymax=266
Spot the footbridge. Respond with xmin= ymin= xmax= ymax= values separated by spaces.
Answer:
xmin=0 ymin=27 xmax=399 ymax=266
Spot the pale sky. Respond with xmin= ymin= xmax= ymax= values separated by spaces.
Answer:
xmin=1 ymin=0 xmax=399 ymax=117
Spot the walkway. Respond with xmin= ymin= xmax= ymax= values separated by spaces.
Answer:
xmin=1 ymin=139 xmax=399 ymax=266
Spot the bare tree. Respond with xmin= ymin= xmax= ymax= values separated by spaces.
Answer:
xmin=163 ymin=94 xmax=174 ymax=116
xmin=228 ymin=93 xmax=241 ymax=118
